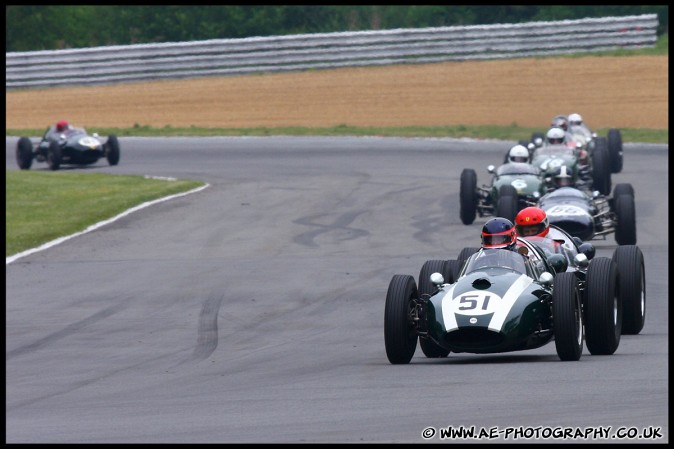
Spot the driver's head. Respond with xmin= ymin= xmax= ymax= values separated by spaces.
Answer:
xmin=56 ymin=120 xmax=69 ymax=132
xmin=481 ymin=217 xmax=517 ymax=251
xmin=515 ymin=207 xmax=550 ymax=237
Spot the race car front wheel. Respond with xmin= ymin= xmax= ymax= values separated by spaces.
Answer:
xmin=612 ymin=245 xmax=645 ymax=335
xmin=105 ymin=134 xmax=120 ymax=166
xmin=16 ymin=137 xmax=33 ymax=170
xmin=384 ymin=274 xmax=419 ymax=364
xmin=553 ymin=272 xmax=583 ymax=361
xmin=584 ymin=257 xmax=621 ymax=355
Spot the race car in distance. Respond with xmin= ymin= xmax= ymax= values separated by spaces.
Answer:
xmin=459 ymin=162 xmax=547 ymax=224
xmin=15 ymin=124 xmax=120 ymax=171
xmin=567 ymin=112 xmax=623 ymax=174
xmin=530 ymin=140 xmax=611 ymax=196
xmin=538 ymin=183 xmax=636 ymax=245
xmin=384 ymin=233 xmax=646 ymax=364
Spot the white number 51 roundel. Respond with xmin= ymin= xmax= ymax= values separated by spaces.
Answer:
xmin=451 ymin=291 xmax=502 ymax=315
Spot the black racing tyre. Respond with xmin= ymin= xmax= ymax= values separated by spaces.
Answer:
xmin=459 ymin=169 xmax=478 ymax=225
xmin=47 ymin=140 xmax=62 ymax=171
xmin=591 ymin=137 xmax=611 ymax=195
xmin=553 ymin=272 xmax=583 ymax=361
xmin=495 ymin=184 xmax=518 ymax=222
xmin=418 ymin=260 xmax=449 ymax=297
xmin=458 ymin=247 xmax=480 ymax=263
xmin=612 ymin=183 xmax=634 ymax=198
xmin=614 ymin=193 xmax=636 ymax=245
xmin=584 ymin=257 xmax=621 ymax=355
xmin=457 ymin=247 xmax=480 ymax=276
xmin=417 ymin=260 xmax=451 ymax=358
xmin=607 ymin=128 xmax=623 ymax=173
xmin=446 ymin=259 xmax=463 ymax=284
xmin=106 ymin=134 xmax=120 ymax=166
xmin=16 ymin=137 xmax=33 ymax=170
xmin=384 ymin=275 xmax=419 ymax=364
xmin=612 ymin=246 xmax=646 ymax=335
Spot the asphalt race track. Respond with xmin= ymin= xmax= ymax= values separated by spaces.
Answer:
xmin=5 ymin=136 xmax=669 ymax=443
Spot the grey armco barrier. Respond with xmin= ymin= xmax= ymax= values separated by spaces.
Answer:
xmin=6 ymin=14 xmax=658 ymax=90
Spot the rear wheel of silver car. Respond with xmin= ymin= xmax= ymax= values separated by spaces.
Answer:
xmin=384 ymin=275 xmax=419 ymax=364
xmin=553 ymin=272 xmax=583 ymax=361
xmin=47 ymin=141 xmax=62 ymax=171
xmin=584 ymin=257 xmax=621 ymax=355
xmin=612 ymin=246 xmax=646 ymax=335
xmin=614 ymin=193 xmax=636 ymax=245
xmin=459 ymin=169 xmax=478 ymax=225
xmin=16 ymin=137 xmax=33 ymax=170
xmin=607 ymin=128 xmax=623 ymax=173
xmin=496 ymin=185 xmax=518 ymax=222
xmin=105 ymin=134 xmax=120 ymax=166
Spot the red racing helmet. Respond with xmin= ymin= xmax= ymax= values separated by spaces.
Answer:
xmin=515 ymin=207 xmax=550 ymax=237
xmin=56 ymin=120 xmax=69 ymax=132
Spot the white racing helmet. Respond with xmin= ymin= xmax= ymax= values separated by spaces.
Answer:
xmin=568 ymin=113 xmax=583 ymax=126
xmin=508 ymin=145 xmax=529 ymax=163
xmin=546 ymin=127 xmax=566 ymax=145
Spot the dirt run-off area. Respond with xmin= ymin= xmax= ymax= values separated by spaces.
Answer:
xmin=5 ymin=55 xmax=668 ymax=131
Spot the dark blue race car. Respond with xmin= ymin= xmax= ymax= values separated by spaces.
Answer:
xmin=16 ymin=124 xmax=120 ymax=171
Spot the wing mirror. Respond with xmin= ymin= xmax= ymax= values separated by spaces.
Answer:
xmin=538 ymin=272 xmax=553 ymax=286
xmin=430 ymin=272 xmax=445 ymax=287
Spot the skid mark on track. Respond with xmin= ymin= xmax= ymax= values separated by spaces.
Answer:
xmin=293 ymin=211 xmax=369 ymax=247
xmin=175 ymin=294 xmax=224 ymax=366
xmin=6 ymin=300 xmax=128 ymax=360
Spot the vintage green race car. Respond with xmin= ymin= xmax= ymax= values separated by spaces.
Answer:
xmin=460 ymin=162 xmax=547 ymax=224
xmin=527 ymin=139 xmax=612 ymax=196
xmin=384 ymin=233 xmax=646 ymax=364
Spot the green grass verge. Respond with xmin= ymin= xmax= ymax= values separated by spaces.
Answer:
xmin=6 ymin=170 xmax=205 ymax=257
xmin=6 ymin=124 xmax=668 ymax=144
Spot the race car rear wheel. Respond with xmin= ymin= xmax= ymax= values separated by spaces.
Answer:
xmin=16 ymin=137 xmax=33 ymax=170
xmin=417 ymin=260 xmax=451 ymax=358
xmin=384 ymin=274 xmax=419 ymax=364
xmin=105 ymin=134 xmax=120 ymax=166
xmin=612 ymin=183 xmax=634 ymax=198
xmin=584 ymin=257 xmax=621 ymax=355
xmin=457 ymin=247 xmax=480 ymax=275
xmin=47 ymin=141 xmax=62 ymax=171
xmin=612 ymin=245 xmax=646 ymax=335
xmin=459 ymin=169 xmax=478 ymax=225
xmin=591 ymin=138 xmax=611 ymax=195
xmin=607 ymin=128 xmax=623 ymax=173
xmin=495 ymin=185 xmax=518 ymax=222
xmin=446 ymin=259 xmax=463 ymax=284
xmin=418 ymin=260 xmax=450 ymax=296
xmin=614 ymin=193 xmax=636 ymax=245
xmin=553 ymin=272 xmax=583 ymax=361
